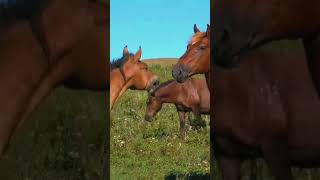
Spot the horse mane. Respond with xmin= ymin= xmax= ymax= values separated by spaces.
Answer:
xmin=151 ymin=77 xmax=197 ymax=96
xmin=150 ymin=80 xmax=176 ymax=96
xmin=110 ymin=53 xmax=134 ymax=70
xmin=188 ymin=32 xmax=207 ymax=45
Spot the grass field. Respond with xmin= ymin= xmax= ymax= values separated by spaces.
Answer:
xmin=0 ymin=88 xmax=107 ymax=180
xmin=110 ymin=58 xmax=210 ymax=179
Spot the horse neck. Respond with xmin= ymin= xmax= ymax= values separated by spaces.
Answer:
xmin=154 ymin=82 xmax=180 ymax=104
xmin=110 ymin=68 xmax=126 ymax=110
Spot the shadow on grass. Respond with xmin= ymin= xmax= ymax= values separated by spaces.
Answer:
xmin=164 ymin=172 xmax=210 ymax=180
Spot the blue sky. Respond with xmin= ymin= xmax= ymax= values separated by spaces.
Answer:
xmin=110 ymin=0 xmax=210 ymax=60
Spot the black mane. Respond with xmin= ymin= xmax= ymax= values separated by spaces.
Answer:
xmin=150 ymin=80 xmax=175 ymax=96
xmin=110 ymin=53 xmax=134 ymax=70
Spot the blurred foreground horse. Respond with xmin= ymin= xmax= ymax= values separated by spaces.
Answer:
xmin=0 ymin=0 xmax=109 ymax=159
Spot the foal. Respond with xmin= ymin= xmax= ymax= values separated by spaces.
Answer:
xmin=145 ymin=78 xmax=209 ymax=138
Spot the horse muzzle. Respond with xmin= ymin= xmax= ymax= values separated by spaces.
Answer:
xmin=147 ymin=77 xmax=160 ymax=93
xmin=144 ymin=114 xmax=153 ymax=122
xmin=172 ymin=64 xmax=190 ymax=83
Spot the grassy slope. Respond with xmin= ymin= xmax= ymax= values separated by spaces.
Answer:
xmin=111 ymin=58 xmax=210 ymax=179
xmin=143 ymin=58 xmax=178 ymax=66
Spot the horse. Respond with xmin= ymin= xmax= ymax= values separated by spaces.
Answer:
xmin=110 ymin=46 xmax=160 ymax=111
xmin=212 ymin=46 xmax=320 ymax=180
xmin=172 ymin=24 xmax=261 ymax=180
xmin=145 ymin=78 xmax=210 ymax=138
xmin=212 ymin=0 xmax=320 ymax=96
xmin=172 ymin=24 xmax=211 ymax=90
xmin=0 ymin=0 xmax=109 ymax=158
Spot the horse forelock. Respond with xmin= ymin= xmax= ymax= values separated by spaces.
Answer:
xmin=188 ymin=32 xmax=207 ymax=46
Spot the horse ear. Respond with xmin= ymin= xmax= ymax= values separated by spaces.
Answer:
xmin=206 ymin=24 xmax=210 ymax=36
xmin=194 ymin=24 xmax=200 ymax=33
xmin=123 ymin=45 xmax=129 ymax=56
xmin=134 ymin=46 xmax=142 ymax=62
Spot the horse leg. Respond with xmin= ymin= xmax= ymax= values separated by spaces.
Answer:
xmin=262 ymin=141 xmax=292 ymax=180
xmin=303 ymin=37 xmax=320 ymax=96
xmin=0 ymin=58 xmax=73 ymax=156
xmin=177 ymin=110 xmax=187 ymax=139
xmin=186 ymin=112 xmax=192 ymax=130
xmin=219 ymin=155 xmax=242 ymax=180
xmin=192 ymin=106 xmax=206 ymax=128
xmin=17 ymin=59 xmax=74 ymax=128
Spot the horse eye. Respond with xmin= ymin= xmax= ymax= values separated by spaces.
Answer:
xmin=199 ymin=45 xmax=206 ymax=50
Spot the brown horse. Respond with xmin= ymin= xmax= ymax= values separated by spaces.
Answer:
xmin=145 ymin=78 xmax=209 ymax=138
xmin=212 ymin=0 xmax=320 ymax=95
xmin=0 ymin=0 xmax=109 ymax=157
xmin=110 ymin=46 xmax=160 ymax=110
xmin=172 ymin=24 xmax=262 ymax=180
xmin=212 ymin=47 xmax=320 ymax=180
xmin=172 ymin=24 xmax=211 ymax=90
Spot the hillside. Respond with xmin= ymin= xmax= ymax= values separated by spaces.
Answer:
xmin=142 ymin=58 xmax=178 ymax=66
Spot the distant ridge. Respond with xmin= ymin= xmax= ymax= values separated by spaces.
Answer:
xmin=142 ymin=58 xmax=178 ymax=66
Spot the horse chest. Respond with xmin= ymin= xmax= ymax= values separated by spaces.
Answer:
xmin=213 ymin=66 xmax=288 ymax=153
xmin=251 ymin=82 xmax=287 ymax=133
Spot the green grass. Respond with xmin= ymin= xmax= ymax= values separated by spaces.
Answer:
xmin=0 ymin=88 xmax=108 ymax=180
xmin=111 ymin=59 xmax=210 ymax=180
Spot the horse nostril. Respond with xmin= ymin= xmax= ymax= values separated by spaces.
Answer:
xmin=154 ymin=79 xmax=160 ymax=86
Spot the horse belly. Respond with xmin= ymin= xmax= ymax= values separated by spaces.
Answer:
xmin=175 ymin=104 xmax=192 ymax=112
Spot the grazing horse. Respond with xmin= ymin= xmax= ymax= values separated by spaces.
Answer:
xmin=172 ymin=24 xmax=211 ymax=90
xmin=145 ymin=78 xmax=210 ymax=138
xmin=110 ymin=46 xmax=160 ymax=110
xmin=212 ymin=0 xmax=320 ymax=96
xmin=212 ymin=47 xmax=320 ymax=180
xmin=0 ymin=0 xmax=109 ymax=157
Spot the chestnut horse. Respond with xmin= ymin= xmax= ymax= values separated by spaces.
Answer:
xmin=145 ymin=78 xmax=209 ymax=138
xmin=173 ymin=24 xmax=261 ymax=180
xmin=110 ymin=46 xmax=160 ymax=110
xmin=172 ymin=24 xmax=211 ymax=90
xmin=0 ymin=0 xmax=109 ymax=159
xmin=212 ymin=0 xmax=320 ymax=96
